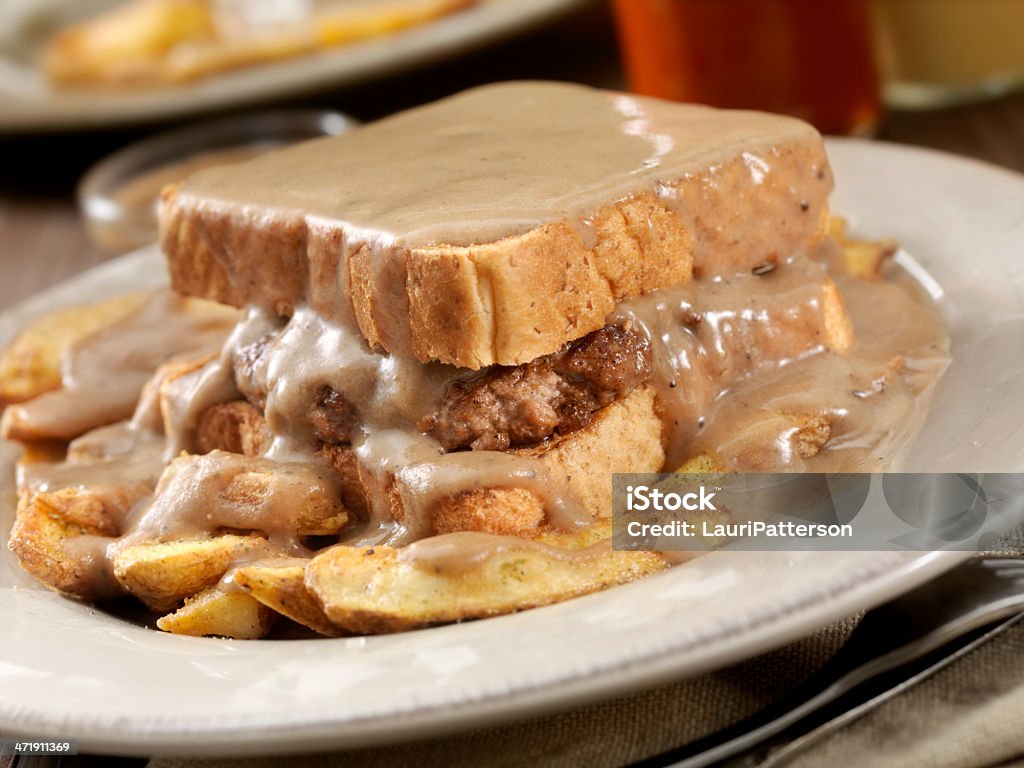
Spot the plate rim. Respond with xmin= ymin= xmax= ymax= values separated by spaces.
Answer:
xmin=1 ymin=550 xmax=970 ymax=756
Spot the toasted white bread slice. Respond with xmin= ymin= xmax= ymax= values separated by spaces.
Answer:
xmin=160 ymin=83 xmax=832 ymax=369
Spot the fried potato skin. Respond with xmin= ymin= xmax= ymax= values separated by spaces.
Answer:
xmin=673 ymin=410 xmax=833 ymax=473
xmin=0 ymin=294 xmax=146 ymax=408
xmin=675 ymin=453 xmax=726 ymax=473
xmin=44 ymin=0 xmax=216 ymax=86
xmin=152 ymin=450 xmax=350 ymax=539
xmin=314 ymin=0 xmax=474 ymax=45
xmin=8 ymin=491 xmax=119 ymax=600
xmin=305 ymin=523 xmax=667 ymax=634
xmin=829 ymin=217 xmax=898 ymax=280
xmin=44 ymin=0 xmax=474 ymax=87
xmin=112 ymin=534 xmax=270 ymax=612
xmin=31 ymin=487 xmax=123 ymax=535
xmin=156 ymin=585 xmax=275 ymax=639
xmin=233 ymin=563 xmax=343 ymax=637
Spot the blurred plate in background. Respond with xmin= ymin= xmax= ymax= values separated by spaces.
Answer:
xmin=0 ymin=0 xmax=584 ymax=131
xmin=77 ymin=109 xmax=359 ymax=253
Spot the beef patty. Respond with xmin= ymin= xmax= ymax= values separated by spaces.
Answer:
xmin=421 ymin=324 xmax=652 ymax=451
xmin=234 ymin=323 xmax=652 ymax=453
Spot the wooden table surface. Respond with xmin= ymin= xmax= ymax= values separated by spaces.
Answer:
xmin=0 ymin=3 xmax=1023 ymax=767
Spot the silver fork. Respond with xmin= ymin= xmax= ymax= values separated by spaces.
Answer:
xmin=632 ymin=556 xmax=1024 ymax=768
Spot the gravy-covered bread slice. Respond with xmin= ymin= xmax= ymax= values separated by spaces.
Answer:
xmin=161 ymin=81 xmax=832 ymax=369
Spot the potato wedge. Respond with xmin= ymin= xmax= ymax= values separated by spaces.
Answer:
xmin=233 ymin=562 xmax=342 ymax=637
xmin=0 ymin=293 xmax=145 ymax=408
xmin=157 ymin=585 xmax=275 ymax=639
xmin=122 ymin=350 xmax=218 ymax=435
xmin=314 ymin=0 xmax=474 ymax=46
xmin=44 ymin=0 xmax=474 ymax=87
xmin=8 ymin=491 xmax=119 ymax=600
xmin=306 ymin=522 xmax=667 ymax=634
xmin=112 ymin=534 xmax=271 ymax=612
xmin=675 ymin=453 xmax=726 ymax=473
xmin=25 ymin=487 xmax=124 ymax=535
xmin=829 ymin=216 xmax=898 ymax=280
xmin=2 ymin=294 xmax=238 ymax=444
xmin=685 ymin=412 xmax=834 ymax=472
xmin=674 ymin=410 xmax=832 ymax=473
xmin=141 ymin=451 xmax=350 ymax=540
xmin=44 ymin=0 xmax=215 ymax=86
xmin=841 ymin=239 xmax=899 ymax=280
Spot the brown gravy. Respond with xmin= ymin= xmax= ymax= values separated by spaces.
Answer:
xmin=689 ymin=253 xmax=949 ymax=471
xmin=612 ymin=251 xmax=845 ymax=468
xmin=15 ymin=243 xmax=948 ymax=592
xmin=116 ymin=450 xmax=341 ymax=555
xmin=180 ymin=82 xmax=828 ymax=252
xmin=398 ymin=531 xmax=611 ymax=577
xmin=5 ymin=292 xmax=239 ymax=442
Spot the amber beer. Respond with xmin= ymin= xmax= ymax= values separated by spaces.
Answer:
xmin=874 ymin=0 xmax=1024 ymax=106
xmin=612 ymin=0 xmax=881 ymax=135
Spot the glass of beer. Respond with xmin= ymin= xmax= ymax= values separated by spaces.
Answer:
xmin=873 ymin=0 xmax=1024 ymax=107
xmin=612 ymin=0 xmax=881 ymax=136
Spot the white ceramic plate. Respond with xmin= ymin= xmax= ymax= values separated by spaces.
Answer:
xmin=2 ymin=139 xmax=1023 ymax=757
xmin=0 ymin=0 xmax=584 ymax=131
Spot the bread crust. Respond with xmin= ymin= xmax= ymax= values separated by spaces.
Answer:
xmin=161 ymin=137 xmax=830 ymax=369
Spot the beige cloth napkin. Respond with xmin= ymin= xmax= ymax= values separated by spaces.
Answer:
xmin=148 ymin=613 xmax=1024 ymax=768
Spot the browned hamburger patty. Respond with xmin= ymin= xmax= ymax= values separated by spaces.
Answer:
xmin=233 ymin=324 xmax=652 ymax=453
xmin=421 ymin=324 xmax=652 ymax=451
xmin=309 ymin=385 xmax=357 ymax=445
xmin=234 ymin=332 xmax=270 ymax=410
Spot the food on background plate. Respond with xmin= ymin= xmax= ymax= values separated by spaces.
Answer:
xmin=43 ymin=0 xmax=475 ymax=87
xmin=2 ymin=82 xmax=950 ymax=638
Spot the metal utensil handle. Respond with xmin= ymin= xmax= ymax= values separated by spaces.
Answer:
xmin=630 ymin=558 xmax=1024 ymax=768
